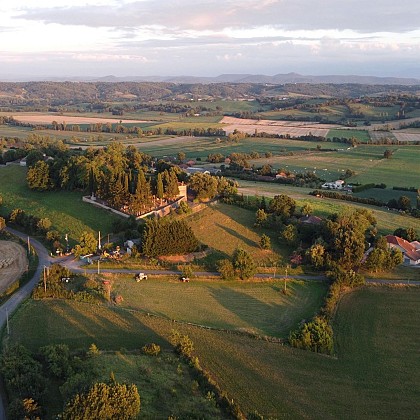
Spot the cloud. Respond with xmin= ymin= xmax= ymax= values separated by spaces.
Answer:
xmin=15 ymin=0 xmax=420 ymax=33
xmin=1 ymin=1 xmax=420 ymax=78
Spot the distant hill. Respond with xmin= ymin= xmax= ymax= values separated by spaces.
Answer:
xmin=37 ymin=72 xmax=420 ymax=86
xmin=3 ymin=72 xmax=420 ymax=85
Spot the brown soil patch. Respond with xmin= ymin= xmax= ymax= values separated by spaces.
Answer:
xmin=0 ymin=241 xmax=28 ymax=294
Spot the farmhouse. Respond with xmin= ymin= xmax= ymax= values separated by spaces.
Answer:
xmin=321 ymin=180 xmax=345 ymax=190
xmin=299 ymin=215 xmax=323 ymax=225
xmin=184 ymin=167 xmax=210 ymax=175
xmin=385 ymin=235 xmax=420 ymax=266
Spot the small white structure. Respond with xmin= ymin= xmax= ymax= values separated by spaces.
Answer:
xmin=321 ymin=180 xmax=345 ymax=190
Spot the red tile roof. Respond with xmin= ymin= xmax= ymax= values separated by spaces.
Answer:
xmin=385 ymin=235 xmax=420 ymax=262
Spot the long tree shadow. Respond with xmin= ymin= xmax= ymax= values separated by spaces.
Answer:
xmin=209 ymin=286 xmax=296 ymax=338
xmin=47 ymin=300 xmax=173 ymax=351
xmin=215 ymin=224 xmax=258 ymax=248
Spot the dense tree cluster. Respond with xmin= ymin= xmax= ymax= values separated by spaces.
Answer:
xmin=1 ymin=342 xmax=140 ymax=420
xmin=8 ymin=208 xmax=52 ymax=236
xmin=141 ymin=218 xmax=199 ymax=257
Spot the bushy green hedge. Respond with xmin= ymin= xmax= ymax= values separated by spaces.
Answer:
xmin=142 ymin=218 xmax=199 ymax=257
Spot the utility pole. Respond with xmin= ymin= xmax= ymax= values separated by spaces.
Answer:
xmin=43 ymin=266 xmax=47 ymax=293
xmin=284 ymin=265 xmax=289 ymax=293
xmin=97 ymin=259 xmax=100 ymax=275
xmin=6 ymin=307 xmax=10 ymax=335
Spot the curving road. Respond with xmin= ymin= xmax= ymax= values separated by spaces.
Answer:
xmin=0 ymin=228 xmax=53 ymax=420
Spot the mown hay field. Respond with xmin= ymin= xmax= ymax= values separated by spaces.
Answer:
xmin=220 ymin=116 xmax=336 ymax=137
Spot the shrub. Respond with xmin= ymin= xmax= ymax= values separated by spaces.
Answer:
xmin=217 ymin=259 xmax=236 ymax=280
xmin=289 ymin=316 xmax=333 ymax=355
xmin=170 ymin=330 xmax=194 ymax=358
xmin=142 ymin=343 xmax=161 ymax=356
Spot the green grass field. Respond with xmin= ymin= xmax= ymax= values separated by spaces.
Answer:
xmin=129 ymin=135 xmax=323 ymax=160
xmin=349 ymin=146 xmax=420 ymax=188
xmin=354 ymin=188 xmax=417 ymax=207
xmin=111 ymin=276 xmax=327 ymax=337
xmin=5 ymin=286 xmax=420 ymax=418
xmin=250 ymin=144 xmax=420 ymax=187
xmin=0 ymin=165 xmax=118 ymax=242
xmin=188 ymin=203 xmax=286 ymax=263
xmin=327 ymin=128 xmax=371 ymax=142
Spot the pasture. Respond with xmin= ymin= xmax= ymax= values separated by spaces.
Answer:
xmin=111 ymin=276 xmax=328 ymax=338
xmin=0 ymin=165 xmax=117 ymax=242
xmin=5 ymin=287 xmax=420 ymax=419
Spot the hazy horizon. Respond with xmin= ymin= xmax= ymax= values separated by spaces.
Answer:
xmin=1 ymin=1 xmax=420 ymax=80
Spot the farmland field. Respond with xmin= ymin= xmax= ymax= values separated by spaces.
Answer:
xmin=5 ymin=287 xmax=420 ymax=419
xmin=0 ymin=165 xmax=117 ymax=242
xmin=220 ymin=116 xmax=337 ymax=137
xmin=353 ymin=188 xmax=417 ymax=207
xmin=393 ymin=132 xmax=420 ymax=142
xmin=327 ymin=128 xmax=371 ymax=142
xmin=9 ymin=113 xmax=151 ymax=125
xmin=248 ymin=144 xmax=420 ymax=187
xmin=111 ymin=276 xmax=327 ymax=337
xmin=127 ymin=135 xmax=325 ymax=161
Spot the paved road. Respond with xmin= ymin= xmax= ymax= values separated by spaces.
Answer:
xmin=0 ymin=228 xmax=53 ymax=420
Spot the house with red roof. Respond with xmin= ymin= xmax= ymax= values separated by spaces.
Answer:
xmin=385 ymin=235 xmax=420 ymax=266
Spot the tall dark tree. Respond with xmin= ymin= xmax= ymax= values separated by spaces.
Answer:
xmin=27 ymin=160 xmax=52 ymax=191
xmin=270 ymin=194 xmax=296 ymax=220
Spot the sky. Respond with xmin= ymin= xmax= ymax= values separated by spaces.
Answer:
xmin=1 ymin=0 xmax=420 ymax=80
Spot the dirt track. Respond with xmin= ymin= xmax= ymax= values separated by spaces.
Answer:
xmin=0 ymin=241 xmax=28 ymax=294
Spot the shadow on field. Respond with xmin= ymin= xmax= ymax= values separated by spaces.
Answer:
xmin=48 ymin=301 xmax=172 ymax=351
xmin=209 ymin=287 xmax=285 ymax=337
xmin=216 ymin=224 xmax=258 ymax=248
